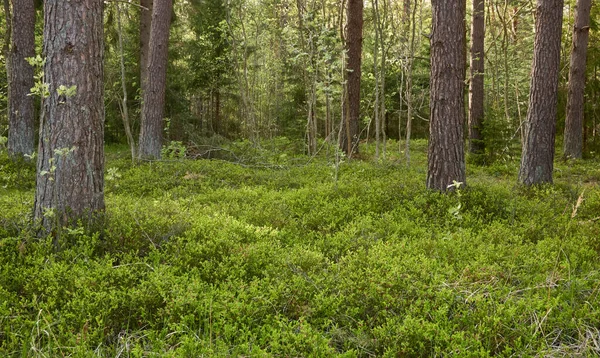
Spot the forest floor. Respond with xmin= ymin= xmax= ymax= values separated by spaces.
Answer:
xmin=1 ymin=139 xmax=600 ymax=356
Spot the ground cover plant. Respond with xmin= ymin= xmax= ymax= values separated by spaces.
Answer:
xmin=1 ymin=139 xmax=600 ymax=356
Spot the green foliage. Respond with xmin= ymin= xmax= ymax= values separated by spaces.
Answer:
xmin=1 ymin=141 xmax=600 ymax=355
xmin=56 ymin=84 xmax=77 ymax=99
xmin=161 ymin=140 xmax=187 ymax=160
xmin=26 ymin=55 xmax=49 ymax=98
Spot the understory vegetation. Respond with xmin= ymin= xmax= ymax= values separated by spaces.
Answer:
xmin=1 ymin=140 xmax=600 ymax=356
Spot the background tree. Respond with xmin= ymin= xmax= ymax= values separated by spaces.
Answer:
xmin=116 ymin=2 xmax=136 ymax=161
xmin=340 ymin=0 xmax=363 ymax=156
xmin=138 ymin=0 xmax=173 ymax=159
xmin=140 ymin=0 xmax=152 ymax=94
xmin=519 ymin=0 xmax=564 ymax=185
xmin=7 ymin=0 xmax=35 ymax=159
xmin=563 ymin=0 xmax=592 ymax=159
xmin=2 ymin=0 xmax=10 ymax=108
xmin=401 ymin=0 xmax=420 ymax=166
xmin=426 ymin=0 xmax=467 ymax=191
xmin=34 ymin=0 xmax=105 ymax=230
xmin=187 ymin=0 xmax=230 ymax=138
xmin=468 ymin=0 xmax=485 ymax=156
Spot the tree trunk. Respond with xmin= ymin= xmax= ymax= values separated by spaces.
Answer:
xmin=7 ymin=0 xmax=35 ymax=159
xmin=340 ymin=0 xmax=363 ymax=157
xmin=116 ymin=2 xmax=136 ymax=162
xmin=214 ymin=89 xmax=221 ymax=135
xmin=563 ymin=0 xmax=591 ymax=159
xmin=373 ymin=0 xmax=380 ymax=159
xmin=140 ymin=0 xmax=152 ymax=92
xmin=403 ymin=0 xmax=410 ymax=24
xmin=138 ymin=0 xmax=173 ymax=159
xmin=519 ymin=0 xmax=564 ymax=185
xmin=427 ymin=0 xmax=467 ymax=191
xmin=34 ymin=0 xmax=105 ymax=231
xmin=468 ymin=0 xmax=485 ymax=155
xmin=404 ymin=0 xmax=418 ymax=166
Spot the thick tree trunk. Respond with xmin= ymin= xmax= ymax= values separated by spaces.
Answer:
xmin=427 ymin=0 xmax=467 ymax=191
xmin=138 ymin=0 xmax=173 ymax=159
xmin=563 ymin=0 xmax=591 ymax=159
xmin=468 ymin=0 xmax=485 ymax=155
xmin=34 ymin=0 xmax=105 ymax=231
xmin=519 ymin=0 xmax=564 ymax=185
xmin=7 ymin=0 xmax=35 ymax=158
xmin=340 ymin=0 xmax=363 ymax=157
xmin=140 ymin=0 xmax=153 ymax=91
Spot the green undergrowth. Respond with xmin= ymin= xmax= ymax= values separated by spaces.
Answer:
xmin=1 ymin=140 xmax=600 ymax=356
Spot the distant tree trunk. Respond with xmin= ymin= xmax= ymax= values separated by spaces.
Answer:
xmin=519 ymin=0 xmax=564 ymax=185
xmin=140 ymin=0 xmax=152 ymax=91
xmin=403 ymin=0 xmax=410 ymax=24
xmin=7 ymin=0 xmax=35 ymax=159
xmin=404 ymin=0 xmax=418 ymax=166
xmin=468 ymin=0 xmax=485 ymax=155
xmin=116 ymin=2 xmax=136 ymax=162
xmin=427 ymin=0 xmax=467 ymax=191
xmin=340 ymin=0 xmax=363 ymax=157
xmin=214 ymin=89 xmax=221 ymax=135
xmin=34 ymin=0 xmax=105 ymax=231
xmin=3 ymin=0 xmax=11 ymax=101
xmin=563 ymin=0 xmax=592 ymax=159
xmin=511 ymin=5 xmax=519 ymax=41
xmin=138 ymin=0 xmax=173 ymax=159
xmin=372 ymin=0 xmax=380 ymax=158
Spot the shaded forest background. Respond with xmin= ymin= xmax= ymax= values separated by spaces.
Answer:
xmin=2 ymin=0 xmax=600 ymax=161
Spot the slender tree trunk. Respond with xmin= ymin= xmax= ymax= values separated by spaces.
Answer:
xmin=34 ymin=0 xmax=105 ymax=231
xmin=116 ymin=2 xmax=136 ymax=162
xmin=563 ymin=0 xmax=591 ymax=159
xmin=468 ymin=0 xmax=485 ymax=155
xmin=511 ymin=5 xmax=519 ymax=41
xmin=340 ymin=0 xmax=363 ymax=157
xmin=427 ymin=0 xmax=467 ymax=191
xmin=373 ymin=0 xmax=380 ymax=159
xmin=405 ymin=0 xmax=418 ymax=165
xmin=2 ymin=0 xmax=9 ymax=70
xmin=138 ymin=0 xmax=173 ymax=159
xmin=140 ymin=0 xmax=153 ymax=92
xmin=497 ymin=1 xmax=512 ymax=124
xmin=403 ymin=0 xmax=410 ymax=24
xmin=3 ymin=0 xmax=11 ymax=118
xmin=7 ymin=0 xmax=35 ymax=158
xmin=379 ymin=0 xmax=387 ymax=159
xmin=519 ymin=0 xmax=564 ymax=185
xmin=214 ymin=89 xmax=221 ymax=135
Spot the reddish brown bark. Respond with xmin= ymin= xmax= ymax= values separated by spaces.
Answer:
xmin=519 ymin=0 xmax=564 ymax=185
xmin=140 ymin=0 xmax=152 ymax=91
xmin=340 ymin=0 xmax=363 ymax=156
xmin=563 ymin=0 xmax=592 ymax=159
xmin=34 ymin=0 xmax=105 ymax=230
xmin=7 ymin=0 xmax=36 ymax=158
xmin=427 ymin=0 xmax=467 ymax=191
xmin=138 ymin=0 xmax=173 ymax=159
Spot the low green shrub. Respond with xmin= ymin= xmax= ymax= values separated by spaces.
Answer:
xmin=1 ymin=140 xmax=599 ymax=356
